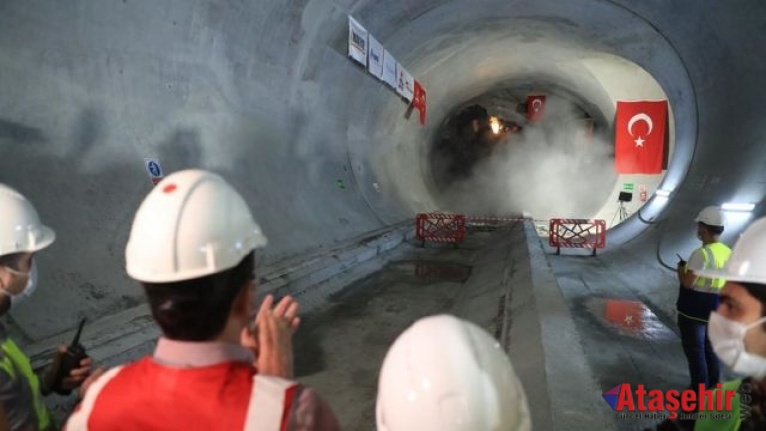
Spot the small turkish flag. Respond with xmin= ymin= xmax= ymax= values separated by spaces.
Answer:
xmin=614 ymin=100 xmax=667 ymax=174
xmin=527 ymin=95 xmax=546 ymax=122
xmin=413 ymin=81 xmax=427 ymax=125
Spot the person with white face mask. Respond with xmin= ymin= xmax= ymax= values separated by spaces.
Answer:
xmin=0 ymin=184 xmax=96 ymax=430
xmin=651 ymin=216 xmax=766 ymax=431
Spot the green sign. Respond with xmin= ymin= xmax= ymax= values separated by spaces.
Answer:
xmin=623 ymin=183 xmax=634 ymax=191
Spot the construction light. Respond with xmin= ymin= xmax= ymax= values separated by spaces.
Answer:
xmin=489 ymin=117 xmax=501 ymax=134
xmin=722 ymin=202 xmax=756 ymax=212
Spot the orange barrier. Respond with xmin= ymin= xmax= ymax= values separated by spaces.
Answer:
xmin=416 ymin=213 xmax=467 ymax=245
xmin=548 ymin=218 xmax=606 ymax=255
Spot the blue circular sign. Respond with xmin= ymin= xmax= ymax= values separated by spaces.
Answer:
xmin=148 ymin=161 xmax=160 ymax=177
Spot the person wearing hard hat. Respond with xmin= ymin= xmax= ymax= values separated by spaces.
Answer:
xmin=65 ymin=170 xmax=340 ymax=430
xmin=676 ymin=206 xmax=732 ymax=391
xmin=376 ymin=314 xmax=531 ymax=431
xmin=649 ymin=217 xmax=766 ymax=431
xmin=0 ymin=184 xmax=96 ymax=430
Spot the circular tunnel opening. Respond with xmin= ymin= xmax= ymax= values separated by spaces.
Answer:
xmin=421 ymin=54 xmax=674 ymax=228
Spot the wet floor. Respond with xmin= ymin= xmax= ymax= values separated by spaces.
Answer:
xmin=292 ymin=242 xmax=483 ymax=431
xmin=548 ymin=255 xmax=692 ymax=431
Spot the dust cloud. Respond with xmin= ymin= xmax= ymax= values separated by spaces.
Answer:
xmin=437 ymin=96 xmax=616 ymax=220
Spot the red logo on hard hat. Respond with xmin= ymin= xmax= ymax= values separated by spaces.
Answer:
xmin=163 ymin=184 xmax=177 ymax=193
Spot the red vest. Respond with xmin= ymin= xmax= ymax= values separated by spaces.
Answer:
xmin=66 ymin=358 xmax=298 ymax=431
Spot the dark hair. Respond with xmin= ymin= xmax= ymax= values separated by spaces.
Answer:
xmin=699 ymin=222 xmax=724 ymax=236
xmin=141 ymin=251 xmax=255 ymax=341
xmin=740 ymin=282 xmax=766 ymax=329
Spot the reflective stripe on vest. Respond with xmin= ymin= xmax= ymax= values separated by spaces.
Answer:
xmin=65 ymin=366 xmax=125 ymax=431
xmin=694 ymin=379 xmax=741 ymax=431
xmin=1 ymin=338 xmax=51 ymax=431
xmin=693 ymin=243 xmax=732 ymax=294
xmin=65 ymin=368 xmax=299 ymax=431
xmin=244 ymin=375 xmax=299 ymax=431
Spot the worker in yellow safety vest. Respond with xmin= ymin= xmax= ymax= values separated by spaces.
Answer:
xmin=0 ymin=184 xmax=96 ymax=430
xmin=676 ymin=206 xmax=732 ymax=391
xmin=653 ymin=216 xmax=766 ymax=431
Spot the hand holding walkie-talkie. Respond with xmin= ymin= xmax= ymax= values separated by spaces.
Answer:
xmin=48 ymin=318 xmax=88 ymax=395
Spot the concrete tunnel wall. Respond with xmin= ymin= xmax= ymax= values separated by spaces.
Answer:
xmin=1 ymin=0 xmax=766 ymax=344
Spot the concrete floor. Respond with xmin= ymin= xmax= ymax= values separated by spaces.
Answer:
xmin=293 ymin=230 xmax=520 ymax=430
xmin=548 ymin=253 xmax=686 ymax=430
xmin=288 ymin=223 xmax=715 ymax=431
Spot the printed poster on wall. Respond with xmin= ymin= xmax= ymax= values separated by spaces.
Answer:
xmin=367 ymin=35 xmax=384 ymax=80
xmin=396 ymin=64 xmax=414 ymax=102
xmin=348 ymin=16 xmax=368 ymax=66
xmin=382 ymin=49 xmax=398 ymax=88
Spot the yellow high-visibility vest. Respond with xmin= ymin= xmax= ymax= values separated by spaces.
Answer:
xmin=695 ymin=379 xmax=741 ymax=431
xmin=692 ymin=242 xmax=732 ymax=293
xmin=0 ymin=337 xmax=52 ymax=431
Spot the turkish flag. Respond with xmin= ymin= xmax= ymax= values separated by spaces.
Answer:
xmin=413 ymin=80 xmax=427 ymax=125
xmin=615 ymin=100 xmax=667 ymax=174
xmin=527 ymin=95 xmax=546 ymax=122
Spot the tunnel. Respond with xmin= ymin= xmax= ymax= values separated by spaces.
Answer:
xmin=1 ymin=1 xmax=765 ymax=430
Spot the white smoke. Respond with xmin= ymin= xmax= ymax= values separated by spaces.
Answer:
xmin=439 ymin=96 xmax=616 ymax=220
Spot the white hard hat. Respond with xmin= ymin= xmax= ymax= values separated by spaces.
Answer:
xmin=125 ymin=169 xmax=268 ymax=283
xmin=699 ymin=217 xmax=766 ymax=284
xmin=375 ymin=315 xmax=531 ymax=431
xmin=0 ymin=184 xmax=56 ymax=257
xmin=695 ymin=206 xmax=726 ymax=227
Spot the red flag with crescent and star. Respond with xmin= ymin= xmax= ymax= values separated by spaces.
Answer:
xmin=615 ymin=100 xmax=667 ymax=174
xmin=527 ymin=95 xmax=546 ymax=122
xmin=413 ymin=80 xmax=427 ymax=125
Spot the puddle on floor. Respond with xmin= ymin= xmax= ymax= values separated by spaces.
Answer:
xmin=585 ymin=298 xmax=675 ymax=341
xmin=386 ymin=260 xmax=473 ymax=283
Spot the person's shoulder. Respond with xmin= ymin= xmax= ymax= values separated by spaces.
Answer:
xmin=688 ymin=247 xmax=706 ymax=260
xmin=718 ymin=242 xmax=733 ymax=252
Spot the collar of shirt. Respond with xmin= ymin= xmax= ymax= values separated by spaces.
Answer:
xmin=153 ymin=337 xmax=254 ymax=368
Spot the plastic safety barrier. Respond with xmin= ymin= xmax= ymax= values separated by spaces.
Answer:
xmin=548 ymin=218 xmax=606 ymax=256
xmin=416 ymin=213 xmax=467 ymax=245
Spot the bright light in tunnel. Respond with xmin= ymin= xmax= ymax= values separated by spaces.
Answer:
xmin=655 ymin=189 xmax=672 ymax=197
xmin=489 ymin=117 xmax=501 ymax=134
xmin=724 ymin=211 xmax=753 ymax=233
xmin=722 ymin=202 xmax=756 ymax=212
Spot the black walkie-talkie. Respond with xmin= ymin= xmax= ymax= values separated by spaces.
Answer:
xmin=52 ymin=318 xmax=87 ymax=395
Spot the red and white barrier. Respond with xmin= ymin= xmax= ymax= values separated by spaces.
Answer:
xmin=548 ymin=218 xmax=606 ymax=256
xmin=416 ymin=213 xmax=467 ymax=245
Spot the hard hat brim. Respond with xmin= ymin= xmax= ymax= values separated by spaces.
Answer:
xmin=2 ymin=225 xmax=56 ymax=255
xmin=31 ymin=225 xmax=56 ymax=252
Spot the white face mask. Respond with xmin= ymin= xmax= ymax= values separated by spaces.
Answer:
xmin=708 ymin=311 xmax=766 ymax=378
xmin=0 ymin=262 xmax=38 ymax=307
